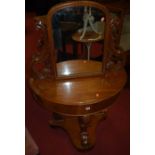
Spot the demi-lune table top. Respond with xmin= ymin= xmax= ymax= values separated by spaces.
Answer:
xmin=30 ymin=60 xmax=127 ymax=115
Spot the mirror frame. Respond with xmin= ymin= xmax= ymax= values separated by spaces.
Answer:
xmin=46 ymin=1 xmax=112 ymax=80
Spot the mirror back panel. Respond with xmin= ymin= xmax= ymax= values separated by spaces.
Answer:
xmin=47 ymin=1 xmax=111 ymax=79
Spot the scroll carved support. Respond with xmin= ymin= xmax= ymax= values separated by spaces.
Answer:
xmin=106 ymin=15 xmax=127 ymax=70
xmin=49 ymin=110 xmax=108 ymax=150
xmin=30 ymin=16 xmax=52 ymax=79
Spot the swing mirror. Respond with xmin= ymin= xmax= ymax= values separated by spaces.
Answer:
xmin=46 ymin=1 xmax=111 ymax=79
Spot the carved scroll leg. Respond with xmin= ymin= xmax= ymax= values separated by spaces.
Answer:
xmin=49 ymin=110 xmax=108 ymax=150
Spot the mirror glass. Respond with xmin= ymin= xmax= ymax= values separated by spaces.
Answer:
xmin=51 ymin=6 xmax=106 ymax=77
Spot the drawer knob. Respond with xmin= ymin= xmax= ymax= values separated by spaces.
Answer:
xmin=85 ymin=106 xmax=90 ymax=111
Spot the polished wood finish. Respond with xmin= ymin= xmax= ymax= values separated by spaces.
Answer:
xmin=49 ymin=110 xmax=107 ymax=150
xmin=29 ymin=1 xmax=127 ymax=150
xmin=57 ymin=60 xmax=102 ymax=77
xmin=30 ymin=60 xmax=127 ymax=149
xmin=30 ymin=65 xmax=126 ymax=115
xmin=30 ymin=61 xmax=126 ymax=107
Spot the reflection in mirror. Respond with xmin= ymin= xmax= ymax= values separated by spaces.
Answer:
xmin=51 ymin=6 xmax=106 ymax=77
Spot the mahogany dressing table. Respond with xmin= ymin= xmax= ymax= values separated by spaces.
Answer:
xmin=29 ymin=1 xmax=127 ymax=150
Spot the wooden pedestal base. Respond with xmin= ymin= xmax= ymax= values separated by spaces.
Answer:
xmin=49 ymin=110 xmax=107 ymax=150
